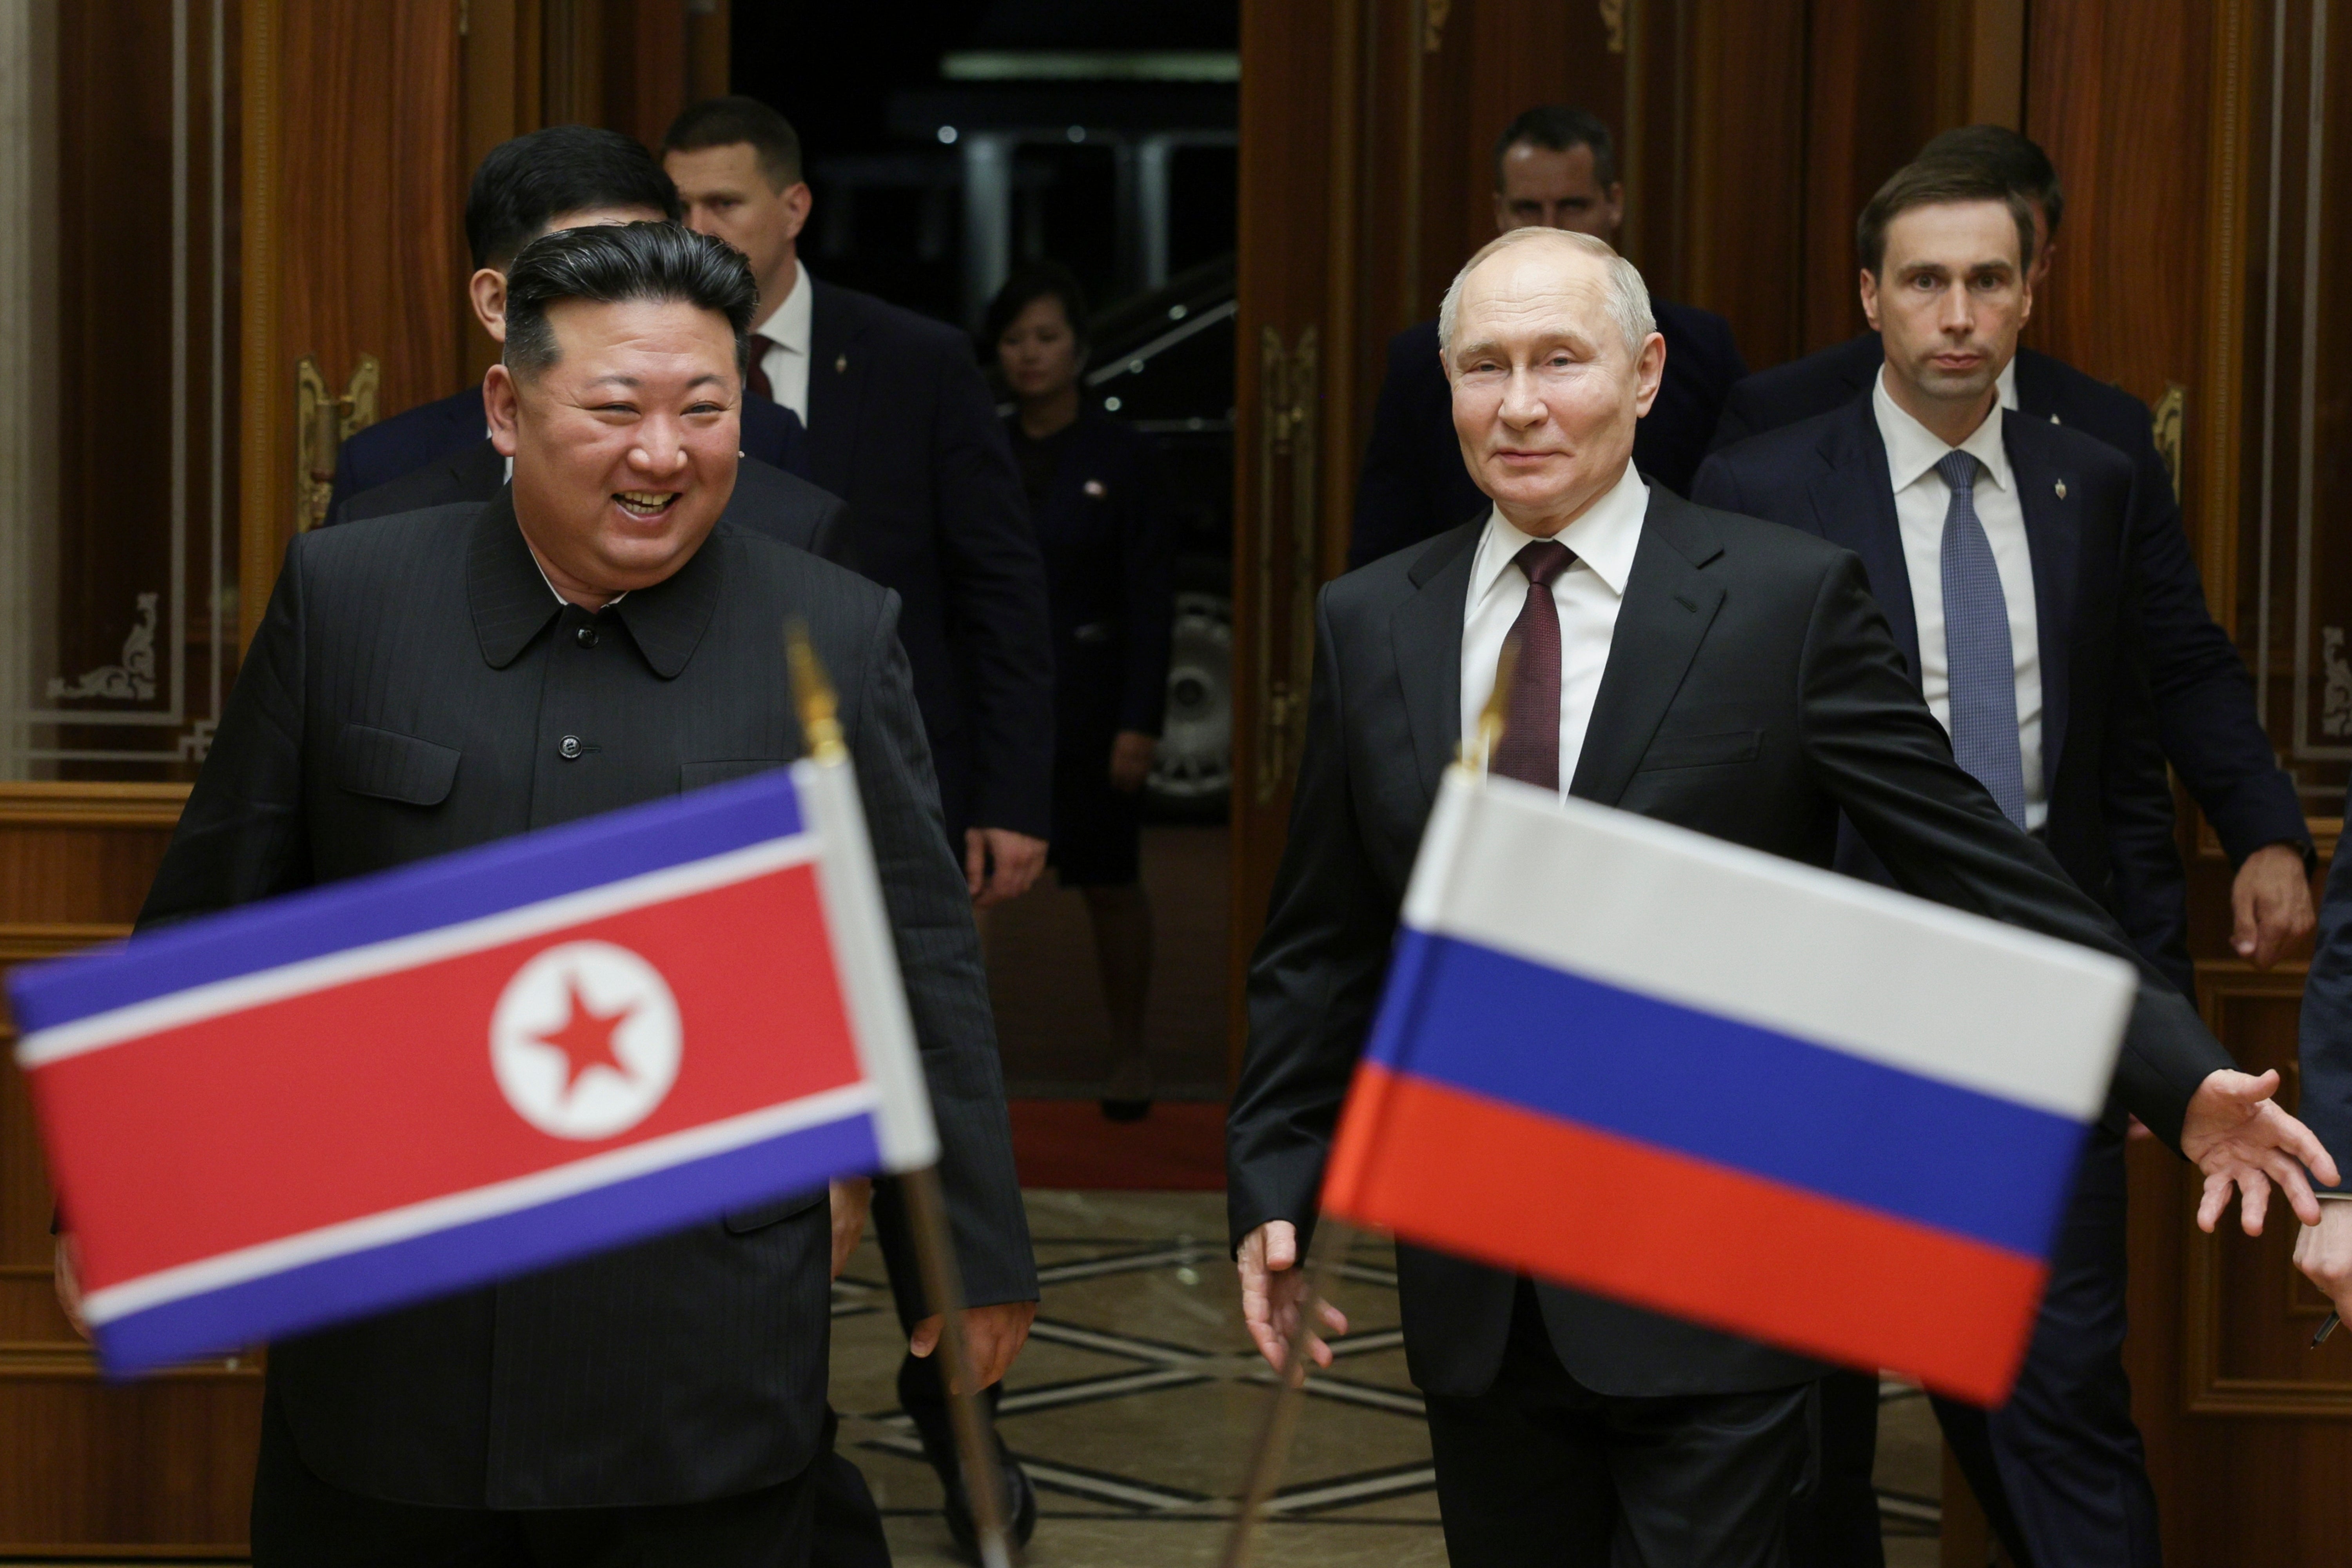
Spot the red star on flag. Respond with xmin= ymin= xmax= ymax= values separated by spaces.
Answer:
xmin=532 ymin=977 xmax=636 ymax=1094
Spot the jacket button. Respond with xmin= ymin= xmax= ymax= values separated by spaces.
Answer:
xmin=575 ymin=625 xmax=598 ymax=648
xmin=559 ymin=735 xmax=582 ymax=760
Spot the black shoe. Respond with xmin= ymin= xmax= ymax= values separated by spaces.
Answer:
xmin=1100 ymin=1097 xmax=1152 ymax=1122
xmin=940 ymin=1439 xmax=1038 ymax=1556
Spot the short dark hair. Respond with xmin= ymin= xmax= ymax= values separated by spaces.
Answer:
xmin=1855 ymin=162 xmax=2038 ymax=276
xmin=1917 ymin=123 xmax=2065 ymax=237
xmin=463 ymin=126 xmax=681 ymax=272
xmin=1492 ymin=105 xmax=1619 ymax=190
xmin=663 ymin=96 xmax=804 ymax=190
xmin=984 ymin=261 xmax=1091 ymax=350
xmin=502 ymin=222 xmax=759 ymax=380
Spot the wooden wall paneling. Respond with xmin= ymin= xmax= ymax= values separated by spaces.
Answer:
xmin=600 ymin=0 xmax=690 ymax=153
xmin=1675 ymin=0 xmax=1808 ymax=370
xmin=459 ymin=0 xmax=547 ymax=381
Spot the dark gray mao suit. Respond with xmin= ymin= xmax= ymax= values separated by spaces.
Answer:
xmin=138 ymin=495 xmax=1035 ymax=1550
xmin=1226 ymin=485 xmax=2236 ymax=1566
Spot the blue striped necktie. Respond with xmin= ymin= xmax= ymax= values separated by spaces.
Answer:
xmin=1936 ymin=450 xmax=2028 ymax=830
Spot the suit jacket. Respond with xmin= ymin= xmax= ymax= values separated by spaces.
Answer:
xmin=137 ymin=497 xmax=1035 ymax=1509
xmin=804 ymin=278 xmax=1056 ymax=842
xmin=1022 ymin=408 xmax=1178 ymax=743
xmin=1347 ymin=300 xmax=1748 ymax=570
xmin=334 ymin=439 xmax=853 ymax=566
xmin=1691 ymin=397 xmax=2193 ymax=996
xmin=326 ymin=384 xmax=812 ymax=528
xmin=2298 ymin=780 xmax=2352 ymax=1171
xmin=1710 ymin=334 xmax=2309 ymax=867
xmin=1227 ymin=485 xmax=2233 ymax=1403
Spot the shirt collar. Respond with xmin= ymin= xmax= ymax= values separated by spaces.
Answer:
xmin=469 ymin=493 xmax=720 ymax=678
xmin=1872 ymin=365 xmax=2011 ymax=495
xmin=1469 ymin=458 xmax=1649 ymax=606
xmin=753 ymin=259 xmax=813 ymax=355
xmin=1996 ymin=356 xmax=2019 ymax=412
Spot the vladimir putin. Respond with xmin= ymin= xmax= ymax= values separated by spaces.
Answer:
xmin=1226 ymin=226 xmax=2335 ymax=1565
xmin=92 ymin=223 xmax=1036 ymax=1564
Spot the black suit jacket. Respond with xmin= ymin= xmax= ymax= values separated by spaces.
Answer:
xmin=1691 ymin=398 xmax=2193 ymax=996
xmin=2299 ymin=781 xmax=2352 ymax=1171
xmin=326 ymin=384 xmax=811 ymax=528
xmin=1711 ymin=334 xmax=2309 ymax=867
xmin=334 ymin=439 xmax=853 ymax=566
xmin=804 ymin=278 xmax=1056 ymax=843
xmin=1347 ymin=300 xmax=1748 ymax=570
xmin=1228 ymin=485 xmax=2232 ymax=1403
xmin=138 ymin=498 xmax=1034 ymax=1509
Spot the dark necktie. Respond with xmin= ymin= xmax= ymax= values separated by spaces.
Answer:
xmin=1936 ymin=450 xmax=2029 ymax=829
xmin=1489 ymin=539 xmax=1577 ymax=790
xmin=747 ymin=333 xmax=779 ymax=405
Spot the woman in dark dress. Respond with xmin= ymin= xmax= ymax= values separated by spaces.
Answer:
xmin=987 ymin=264 xmax=1177 ymax=1120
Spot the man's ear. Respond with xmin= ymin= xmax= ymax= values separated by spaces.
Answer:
xmin=485 ymin=364 xmax=522 ymax=458
xmin=1857 ymin=268 xmax=1882 ymax=333
xmin=1632 ymin=330 xmax=1667 ymax=418
xmin=780 ymin=182 xmax=815 ymax=247
xmin=470 ymin=269 xmax=509 ymax=343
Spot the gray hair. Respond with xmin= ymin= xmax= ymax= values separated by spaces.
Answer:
xmin=1436 ymin=227 xmax=1657 ymax=360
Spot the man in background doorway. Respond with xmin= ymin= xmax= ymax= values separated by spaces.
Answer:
xmin=325 ymin=125 xmax=808 ymax=525
xmin=1346 ymin=104 xmax=1748 ymax=568
xmin=664 ymin=96 xmax=1057 ymax=1557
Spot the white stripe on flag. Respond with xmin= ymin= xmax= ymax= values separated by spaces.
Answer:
xmin=1403 ymin=773 xmax=2134 ymax=1122
xmin=80 ymin=1081 xmax=880 ymax=1325
xmin=19 ymin=835 xmax=821 ymax=1067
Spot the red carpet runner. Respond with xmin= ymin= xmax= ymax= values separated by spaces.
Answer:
xmin=1006 ymin=1100 xmax=1227 ymax=1191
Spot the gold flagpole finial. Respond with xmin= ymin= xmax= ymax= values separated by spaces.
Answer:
xmin=1467 ymin=635 xmax=1518 ymax=773
xmin=785 ymin=621 xmax=847 ymax=764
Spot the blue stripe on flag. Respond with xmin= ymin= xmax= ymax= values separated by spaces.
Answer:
xmin=92 ymin=1108 xmax=877 ymax=1377
xmin=1364 ymin=929 xmax=2085 ymax=1258
xmin=13 ymin=767 xmax=804 ymax=1033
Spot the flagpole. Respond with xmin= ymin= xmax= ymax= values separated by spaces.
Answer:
xmin=788 ymin=623 xmax=1017 ymax=1568
xmin=1217 ymin=1218 xmax=1354 ymax=1568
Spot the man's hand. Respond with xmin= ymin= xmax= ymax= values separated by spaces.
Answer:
xmin=2232 ymin=842 xmax=2316 ymax=967
xmin=2294 ymin=1202 xmax=2352 ymax=1318
xmin=1109 ymin=731 xmax=1156 ymax=794
xmin=1237 ymin=1220 xmax=1347 ymax=1372
xmin=828 ymin=1178 xmax=872 ymax=1281
xmin=909 ymin=1301 xmax=1037 ymax=1394
xmin=964 ymin=827 xmax=1047 ymax=908
xmin=2181 ymin=1068 xmax=2341 ymax=1235
xmin=54 ymin=1235 xmax=90 ymax=1342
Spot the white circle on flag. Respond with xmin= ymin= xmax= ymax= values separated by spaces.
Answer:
xmin=490 ymin=940 xmax=682 ymax=1140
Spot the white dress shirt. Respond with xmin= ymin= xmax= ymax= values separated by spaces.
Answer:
xmin=1459 ymin=459 xmax=1650 ymax=791
xmin=751 ymin=259 xmax=815 ymax=424
xmin=1872 ymin=367 xmax=2047 ymax=831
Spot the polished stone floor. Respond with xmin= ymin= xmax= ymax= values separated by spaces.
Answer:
xmin=836 ymin=1190 xmax=1947 ymax=1567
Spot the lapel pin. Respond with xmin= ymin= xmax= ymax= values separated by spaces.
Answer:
xmin=835 ymin=353 xmax=848 ymax=374
xmin=2055 ymin=480 xmax=2068 ymax=499
xmin=1083 ymin=478 xmax=1107 ymax=499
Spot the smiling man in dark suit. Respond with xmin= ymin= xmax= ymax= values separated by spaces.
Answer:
xmin=1227 ymin=223 xmax=2334 ymax=1568
xmin=1708 ymin=125 xmax=2315 ymax=989
xmin=1346 ymin=105 xmax=1747 ymax=570
xmin=325 ymin=126 xmax=811 ymax=528
xmin=88 ymin=223 xmax=1036 ymax=1566
xmin=1691 ymin=161 xmax=2191 ymax=1568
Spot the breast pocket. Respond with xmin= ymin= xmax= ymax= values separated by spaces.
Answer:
xmin=681 ymin=758 xmax=791 ymax=793
xmin=334 ymin=724 xmax=460 ymax=806
xmin=1634 ymin=729 xmax=1762 ymax=773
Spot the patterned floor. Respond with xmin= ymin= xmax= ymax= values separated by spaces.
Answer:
xmin=835 ymin=1191 xmax=1946 ymax=1567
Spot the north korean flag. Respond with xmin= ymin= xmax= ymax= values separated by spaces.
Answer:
xmin=9 ymin=762 xmax=938 ymax=1376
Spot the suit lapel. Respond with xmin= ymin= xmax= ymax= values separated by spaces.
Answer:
xmin=1802 ymin=405 xmax=1921 ymax=681
xmin=1570 ymin=493 xmax=1727 ymax=806
xmin=1393 ymin=523 xmax=1481 ymax=808
xmin=2004 ymin=420 xmax=2077 ymax=791
xmin=805 ymin=280 xmax=869 ymax=494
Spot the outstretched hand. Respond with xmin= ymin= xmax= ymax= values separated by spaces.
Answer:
xmin=909 ymin=1301 xmax=1036 ymax=1394
xmin=2180 ymin=1068 xmax=2341 ymax=1235
xmin=1237 ymin=1220 xmax=1346 ymax=1373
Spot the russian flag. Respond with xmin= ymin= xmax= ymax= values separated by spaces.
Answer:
xmin=1321 ymin=769 xmax=2136 ymax=1405
xmin=9 ymin=760 xmax=937 ymax=1377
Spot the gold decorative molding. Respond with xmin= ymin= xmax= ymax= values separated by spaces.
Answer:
xmin=1599 ymin=0 xmax=1626 ymax=54
xmin=1422 ymin=0 xmax=1450 ymax=53
xmin=2152 ymin=382 xmax=2186 ymax=503
xmin=1253 ymin=327 xmax=1319 ymax=804
xmin=0 ymin=781 xmax=189 ymax=829
xmin=239 ymin=0 xmax=286 ymax=653
xmin=294 ymin=351 xmax=381 ymax=533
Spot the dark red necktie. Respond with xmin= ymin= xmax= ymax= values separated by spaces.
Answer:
xmin=1489 ymin=539 xmax=1577 ymax=790
xmin=746 ymin=333 xmax=779 ymax=404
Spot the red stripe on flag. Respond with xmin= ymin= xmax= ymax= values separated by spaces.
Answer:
xmin=36 ymin=864 xmax=861 ymax=1292
xmin=1321 ymin=1062 xmax=2045 ymax=1405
